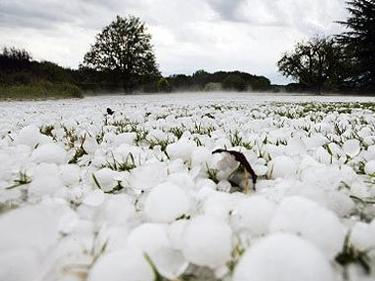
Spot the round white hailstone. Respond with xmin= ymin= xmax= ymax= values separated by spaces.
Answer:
xmin=203 ymin=192 xmax=236 ymax=220
xmin=358 ymin=127 xmax=372 ymax=138
xmin=182 ymin=215 xmax=232 ymax=268
xmin=196 ymin=178 xmax=217 ymax=191
xmin=59 ymin=164 xmax=80 ymax=186
xmin=253 ymin=164 xmax=268 ymax=176
xmin=217 ymin=180 xmax=232 ymax=192
xmin=88 ymin=249 xmax=153 ymax=281
xmin=0 ymin=205 xmax=60 ymax=254
xmin=0 ymin=249 xmax=39 ymax=281
xmin=99 ymin=226 xmax=129 ymax=253
xmin=58 ymin=208 xmax=79 ymax=235
xmin=144 ymin=182 xmax=191 ymax=223
xmin=127 ymin=223 xmax=169 ymax=255
xmin=270 ymin=196 xmax=346 ymax=258
xmin=342 ymin=139 xmax=361 ymax=158
xmin=102 ymin=194 xmax=135 ymax=225
xmin=82 ymin=137 xmax=98 ymax=154
xmin=15 ymin=125 xmax=46 ymax=148
xmin=285 ymin=138 xmax=306 ymax=156
xmin=151 ymin=246 xmax=189 ymax=279
xmin=326 ymin=191 xmax=355 ymax=218
xmin=113 ymin=132 xmax=136 ymax=146
xmin=268 ymin=156 xmax=297 ymax=179
xmin=28 ymin=174 xmax=64 ymax=197
xmin=303 ymin=133 xmax=329 ymax=149
xmin=93 ymin=168 xmax=118 ymax=192
xmin=128 ymin=162 xmax=168 ymax=191
xmin=351 ymin=222 xmax=375 ymax=252
xmin=167 ymin=173 xmax=195 ymax=191
xmin=191 ymin=147 xmax=211 ymax=167
xmin=127 ymin=223 xmax=188 ymax=279
xmin=168 ymin=159 xmax=188 ymax=174
xmin=364 ymin=160 xmax=375 ymax=175
xmin=31 ymin=143 xmax=66 ymax=164
xmin=82 ymin=190 xmax=105 ymax=207
xmin=233 ymin=233 xmax=334 ymax=281
xmin=233 ymin=196 xmax=276 ymax=236
xmin=166 ymin=139 xmax=196 ymax=161
xmin=168 ymin=220 xmax=188 ymax=250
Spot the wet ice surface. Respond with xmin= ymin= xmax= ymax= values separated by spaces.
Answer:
xmin=0 ymin=92 xmax=375 ymax=281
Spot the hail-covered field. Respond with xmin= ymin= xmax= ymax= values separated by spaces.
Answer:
xmin=1 ymin=93 xmax=375 ymax=281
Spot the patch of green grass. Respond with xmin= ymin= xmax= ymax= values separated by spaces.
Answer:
xmin=0 ymin=82 xmax=83 ymax=100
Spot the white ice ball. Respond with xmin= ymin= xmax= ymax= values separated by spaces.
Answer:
xmin=93 ymin=168 xmax=118 ymax=192
xmin=233 ymin=233 xmax=334 ymax=281
xmin=233 ymin=195 xmax=276 ymax=236
xmin=88 ymin=249 xmax=153 ymax=281
xmin=268 ymin=156 xmax=297 ymax=179
xmin=15 ymin=125 xmax=47 ymax=148
xmin=128 ymin=162 xmax=168 ymax=191
xmin=31 ymin=143 xmax=66 ymax=164
xmin=182 ymin=215 xmax=232 ymax=268
xmin=270 ymin=196 xmax=346 ymax=258
xmin=0 ymin=249 xmax=39 ymax=281
xmin=60 ymin=164 xmax=81 ymax=186
xmin=144 ymin=182 xmax=191 ymax=223
xmin=342 ymin=139 xmax=361 ymax=158
xmin=28 ymin=174 xmax=64 ymax=197
xmin=166 ymin=139 xmax=196 ymax=161
xmin=364 ymin=160 xmax=375 ymax=175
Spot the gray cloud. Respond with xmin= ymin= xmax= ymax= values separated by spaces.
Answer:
xmin=0 ymin=0 xmax=348 ymax=84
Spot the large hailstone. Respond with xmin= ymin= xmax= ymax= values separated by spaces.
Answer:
xmin=28 ymin=171 xmax=64 ymax=198
xmin=182 ymin=215 xmax=232 ymax=268
xmin=15 ymin=125 xmax=49 ymax=148
xmin=0 ymin=249 xmax=39 ymax=281
xmin=128 ymin=162 xmax=168 ymax=191
xmin=233 ymin=195 xmax=276 ymax=236
xmin=270 ymin=196 xmax=346 ymax=258
xmin=101 ymin=194 xmax=135 ymax=226
xmin=0 ymin=205 xmax=61 ymax=255
xmin=350 ymin=221 xmax=375 ymax=252
xmin=31 ymin=143 xmax=66 ymax=164
xmin=166 ymin=139 xmax=196 ymax=161
xmin=364 ymin=160 xmax=375 ymax=175
xmin=342 ymin=139 xmax=361 ymax=158
xmin=59 ymin=164 xmax=81 ymax=187
xmin=88 ymin=249 xmax=153 ymax=281
xmin=92 ymin=168 xmax=119 ymax=192
xmin=267 ymin=156 xmax=297 ymax=179
xmin=233 ymin=233 xmax=334 ymax=281
xmin=144 ymin=182 xmax=191 ymax=223
xmin=127 ymin=223 xmax=188 ymax=279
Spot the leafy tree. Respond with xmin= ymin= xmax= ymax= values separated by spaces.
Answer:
xmin=157 ymin=78 xmax=171 ymax=92
xmin=222 ymin=74 xmax=247 ymax=91
xmin=277 ymin=37 xmax=350 ymax=93
xmin=338 ymin=0 xmax=375 ymax=91
xmin=0 ymin=47 xmax=32 ymax=72
xmin=82 ymin=15 xmax=160 ymax=92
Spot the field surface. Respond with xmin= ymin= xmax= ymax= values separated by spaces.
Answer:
xmin=1 ymin=93 xmax=375 ymax=281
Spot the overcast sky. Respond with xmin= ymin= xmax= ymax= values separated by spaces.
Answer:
xmin=0 ymin=0 xmax=348 ymax=84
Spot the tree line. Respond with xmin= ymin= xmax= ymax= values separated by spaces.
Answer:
xmin=0 ymin=0 xmax=374 ymax=98
xmin=278 ymin=0 xmax=375 ymax=93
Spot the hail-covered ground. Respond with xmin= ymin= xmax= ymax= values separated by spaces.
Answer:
xmin=1 ymin=93 xmax=375 ymax=281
